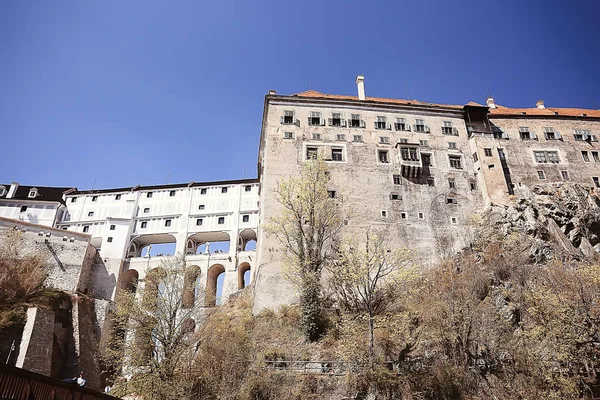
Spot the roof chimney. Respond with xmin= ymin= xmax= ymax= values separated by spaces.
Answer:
xmin=536 ymin=100 xmax=545 ymax=109
xmin=268 ymin=90 xmax=276 ymax=95
xmin=486 ymin=97 xmax=496 ymax=109
xmin=356 ymin=75 xmax=365 ymax=101
xmin=7 ymin=182 xmax=19 ymax=199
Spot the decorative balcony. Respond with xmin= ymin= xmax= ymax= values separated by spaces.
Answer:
xmin=395 ymin=143 xmax=422 ymax=178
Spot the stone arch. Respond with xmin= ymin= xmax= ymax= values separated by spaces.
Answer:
xmin=188 ymin=231 xmax=231 ymax=254
xmin=182 ymin=265 xmax=201 ymax=308
xmin=181 ymin=317 xmax=195 ymax=334
xmin=238 ymin=262 xmax=251 ymax=290
xmin=205 ymin=264 xmax=225 ymax=307
xmin=128 ymin=234 xmax=177 ymax=258
xmin=142 ymin=267 xmax=166 ymax=312
xmin=239 ymin=229 xmax=257 ymax=251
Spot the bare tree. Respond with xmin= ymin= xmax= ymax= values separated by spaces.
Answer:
xmin=329 ymin=229 xmax=415 ymax=363
xmin=105 ymin=255 xmax=204 ymax=399
xmin=266 ymin=157 xmax=347 ymax=341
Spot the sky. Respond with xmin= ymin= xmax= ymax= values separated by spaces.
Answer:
xmin=1 ymin=0 xmax=599 ymax=190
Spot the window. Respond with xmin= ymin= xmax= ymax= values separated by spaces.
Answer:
xmin=451 ymin=217 xmax=457 ymax=224
xmin=537 ymin=171 xmax=546 ymax=180
xmin=390 ymin=193 xmax=401 ymax=200
xmin=327 ymin=190 xmax=336 ymax=198
xmin=448 ymin=178 xmax=456 ymax=188
xmin=399 ymin=138 xmax=408 ymax=144
xmin=110 ymin=225 xmax=115 ymax=230
xmin=312 ymin=133 xmax=322 ymax=140
xmin=592 ymin=151 xmax=600 ymax=162
xmin=400 ymin=147 xmax=419 ymax=161
xmin=593 ymin=177 xmax=600 ymax=188
xmin=395 ymin=118 xmax=409 ymax=131
xmin=543 ymin=127 xmax=561 ymax=140
xmin=519 ymin=127 xmax=535 ymax=140
xmin=379 ymin=136 xmax=390 ymax=144
xmin=282 ymin=110 xmax=294 ymax=124
xmin=199 ymin=204 xmax=205 ymax=210
xmin=141 ymin=221 xmax=147 ymax=229
xmin=196 ymin=218 xmax=203 ymax=226
xmin=170 ymin=190 xmax=176 ymax=197
xmin=165 ymin=220 xmax=172 ymax=227
xmin=221 ymin=187 xmax=228 ymax=193
xmin=242 ymin=215 xmax=249 ymax=223
xmin=561 ymin=170 xmax=570 ymax=180
xmin=353 ymin=135 xmax=363 ymax=142
xmin=92 ymin=196 xmax=98 ymax=202
xmin=28 ymin=189 xmax=37 ymax=198
xmin=245 ymin=185 xmax=252 ymax=192
xmin=71 ymin=197 xmax=77 ymax=203
xmin=582 ymin=151 xmax=590 ymax=162
xmin=420 ymin=140 xmax=429 ymax=147
xmin=308 ymin=111 xmax=323 ymax=126
xmin=83 ymin=226 xmax=90 ymax=233
xmin=218 ymin=217 xmax=225 ymax=224
xmin=418 ymin=212 xmax=424 ymax=219
xmin=336 ymin=134 xmax=346 ymax=141
xmin=306 ymin=146 xmax=318 ymax=160
xmin=329 ymin=113 xmax=345 ymax=127
xmin=422 ymin=153 xmax=432 ymax=167
xmin=381 ymin=210 xmax=388 ymax=218
xmin=488 ymin=164 xmax=495 ymax=169
xmin=144 ymin=207 xmax=150 ymax=213
xmin=147 ymin=192 xmax=153 ymax=198
xmin=442 ymin=121 xmax=456 ymax=135
xmin=375 ymin=116 xmax=388 ymax=130
xmin=401 ymin=212 xmax=407 ymax=219
xmin=393 ymin=174 xmax=401 ymax=185
xmin=331 ymin=148 xmax=343 ymax=161
xmin=473 ymin=152 xmax=479 ymax=162
xmin=350 ymin=114 xmax=364 ymax=128
xmin=449 ymin=155 xmax=463 ymax=169
xmin=470 ymin=180 xmax=477 ymax=190
xmin=414 ymin=119 xmax=426 ymax=132
xmin=574 ymin=129 xmax=590 ymax=141
xmin=107 ymin=237 xmax=113 ymax=243
xmin=448 ymin=142 xmax=457 ymax=149
xmin=283 ymin=132 xmax=294 ymax=139
xmin=492 ymin=126 xmax=507 ymax=139
xmin=534 ymin=151 xmax=560 ymax=164
xmin=88 ymin=211 xmax=94 ymax=217
xmin=378 ymin=150 xmax=389 ymax=163
xmin=427 ymin=177 xmax=435 ymax=187
xmin=484 ymin=148 xmax=493 ymax=157
xmin=20 ymin=205 xmax=27 ymax=212
xmin=115 ymin=194 xmax=122 ymax=200
xmin=200 ymin=188 xmax=207 ymax=195
xmin=446 ymin=197 xmax=457 ymax=204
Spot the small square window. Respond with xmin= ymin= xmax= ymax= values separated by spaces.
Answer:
xmin=473 ymin=152 xmax=479 ymax=162
xmin=381 ymin=210 xmax=388 ymax=218
xmin=107 ymin=237 xmax=113 ymax=243
xmin=242 ymin=215 xmax=249 ymax=223
xmin=420 ymin=140 xmax=429 ymax=146
xmin=488 ymin=164 xmax=495 ymax=169
xmin=593 ymin=177 xmax=600 ymax=188
xmin=393 ymin=175 xmax=401 ymax=185
xmin=484 ymin=148 xmax=493 ymax=157
xmin=448 ymin=142 xmax=457 ymax=149
xmin=331 ymin=148 xmax=343 ymax=161
xmin=88 ymin=211 xmax=94 ymax=217
xmin=327 ymin=190 xmax=336 ymax=198
xmin=144 ymin=208 xmax=150 ymax=213
xmin=83 ymin=226 xmax=90 ymax=233
xmin=448 ymin=178 xmax=456 ymax=188
xmin=170 ymin=190 xmax=176 ymax=197
xmin=147 ymin=192 xmax=153 ymax=198
xmin=198 ymin=204 xmax=205 ymax=210
xmin=141 ymin=221 xmax=147 ymax=228
xmin=115 ymin=194 xmax=122 ymax=200
xmin=427 ymin=177 xmax=435 ymax=187
xmin=306 ymin=146 xmax=318 ymax=160
xmin=283 ymin=132 xmax=294 ymax=139
xmin=451 ymin=217 xmax=457 ymax=224
xmin=399 ymin=138 xmax=408 ymax=144
xmin=200 ymin=188 xmax=207 ymax=195
xmin=110 ymin=225 xmax=116 ymax=230
xmin=20 ymin=205 xmax=27 ymax=212
xmin=378 ymin=150 xmax=389 ymax=163
xmin=400 ymin=212 xmax=407 ymax=219
xmin=379 ymin=136 xmax=390 ymax=144
xmin=418 ymin=212 xmax=425 ymax=219
xmin=218 ymin=217 xmax=225 ymax=224
xmin=537 ymin=171 xmax=546 ymax=180
xmin=92 ymin=196 xmax=98 ymax=202
xmin=390 ymin=193 xmax=401 ymax=200
xmin=245 ymin=185 xmax=252 ymax=192
xmin=560 ymin=170 xmax=569 ymax=180
xmin=221 ymin=187 xmax=228 ymax=193
xmin=196 ymin=218 xmax=203 ymax=226
xmin=312 ymin=133 xmax=322 ymax=140
xmin=353 ymin=135 xmax=363 ymax=142
xmin=470 ymin=180 xmax=477 ymax=190
xmin=336 ymin=134 xmax=346 ymax=141
xmin=71 ymin=198 xmax=77 ymax=203
xmin=446 ymin=198 xmax=457 ymax=204
xmin=165 ymin=220 xmax=172 ymax=227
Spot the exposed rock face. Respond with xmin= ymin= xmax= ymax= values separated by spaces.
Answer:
xmin=483 ymin=183 xmax=600 ymax=261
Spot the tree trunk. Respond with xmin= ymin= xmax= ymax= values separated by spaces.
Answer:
xmin=369 ymin=312 xmax=375 ymax=369
xmin=300 ymin=271 xmax=324 ymax=342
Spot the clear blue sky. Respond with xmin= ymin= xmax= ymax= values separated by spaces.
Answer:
xmin=1 ymin=0 xmax=599 ymax=189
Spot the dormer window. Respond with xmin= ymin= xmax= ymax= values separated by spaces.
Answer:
xmin=0 ymin=186 xmax=6 ymax=197
xmin=28 ymin=188 xmax=38 ymax=198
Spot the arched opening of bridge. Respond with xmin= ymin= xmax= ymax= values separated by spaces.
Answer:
xmin=135 ymin=267 xmax=165 ymax=364
xmin=188 ymin=231 xmax=231 ymax=255
xmin=238 ymin=262 xmax=251 ymax=289
xmin=127 ymin=234 xmax=177 ymax=258
xmin=122 ymin=269 xmax=139 ymax=293
xmin=205 ymin=264 xmax=225 ymax=307
xmin=239 ymin=229 xmax=257 ymax=251
xmin=182 ymin=265 xmax=200 ymax=308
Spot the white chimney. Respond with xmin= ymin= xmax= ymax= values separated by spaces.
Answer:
xmin=356 ymin=75 xmax=365 ymax=101
xmin=268 ymin=90 xmax=276 ymax=95
xmin=7 ymin=182 xmax=19 ymax=199
xmin=486 ymin=97 xmax=496 ymax=109
xmin=536 ymin=100 xmax=545 ymax=109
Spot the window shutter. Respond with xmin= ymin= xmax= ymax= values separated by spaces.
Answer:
xmin=425 ymin=126 xmax=430 ymax=133
xmin=308 ymin=117 xmax=312 ymax=126
xmin=387 ymin=123 xmax=392 ymax=130
xmin=360 ymin=120 xmax=366 ymax=128
xmin=341 ymin=119 xmax=347 ymax=127
xmin=280 ymin=116 xmax=284 ymax=124
xmin=531 ymin=132 xmax=537 ymax=140
xmin=556 ymin=131 xmax=562 ymax=139
xmin=320 ymin=118 xmax=325 ymax=126
xmin=407 ymin=125 xmax=411 ymax=131
xmin=328 ymin=118 xmax=332 ymax=126
xmin=374 ymin=121 xmax=378 ymax=129
xmin=295 ymin=119 xmax=300 ymax=127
